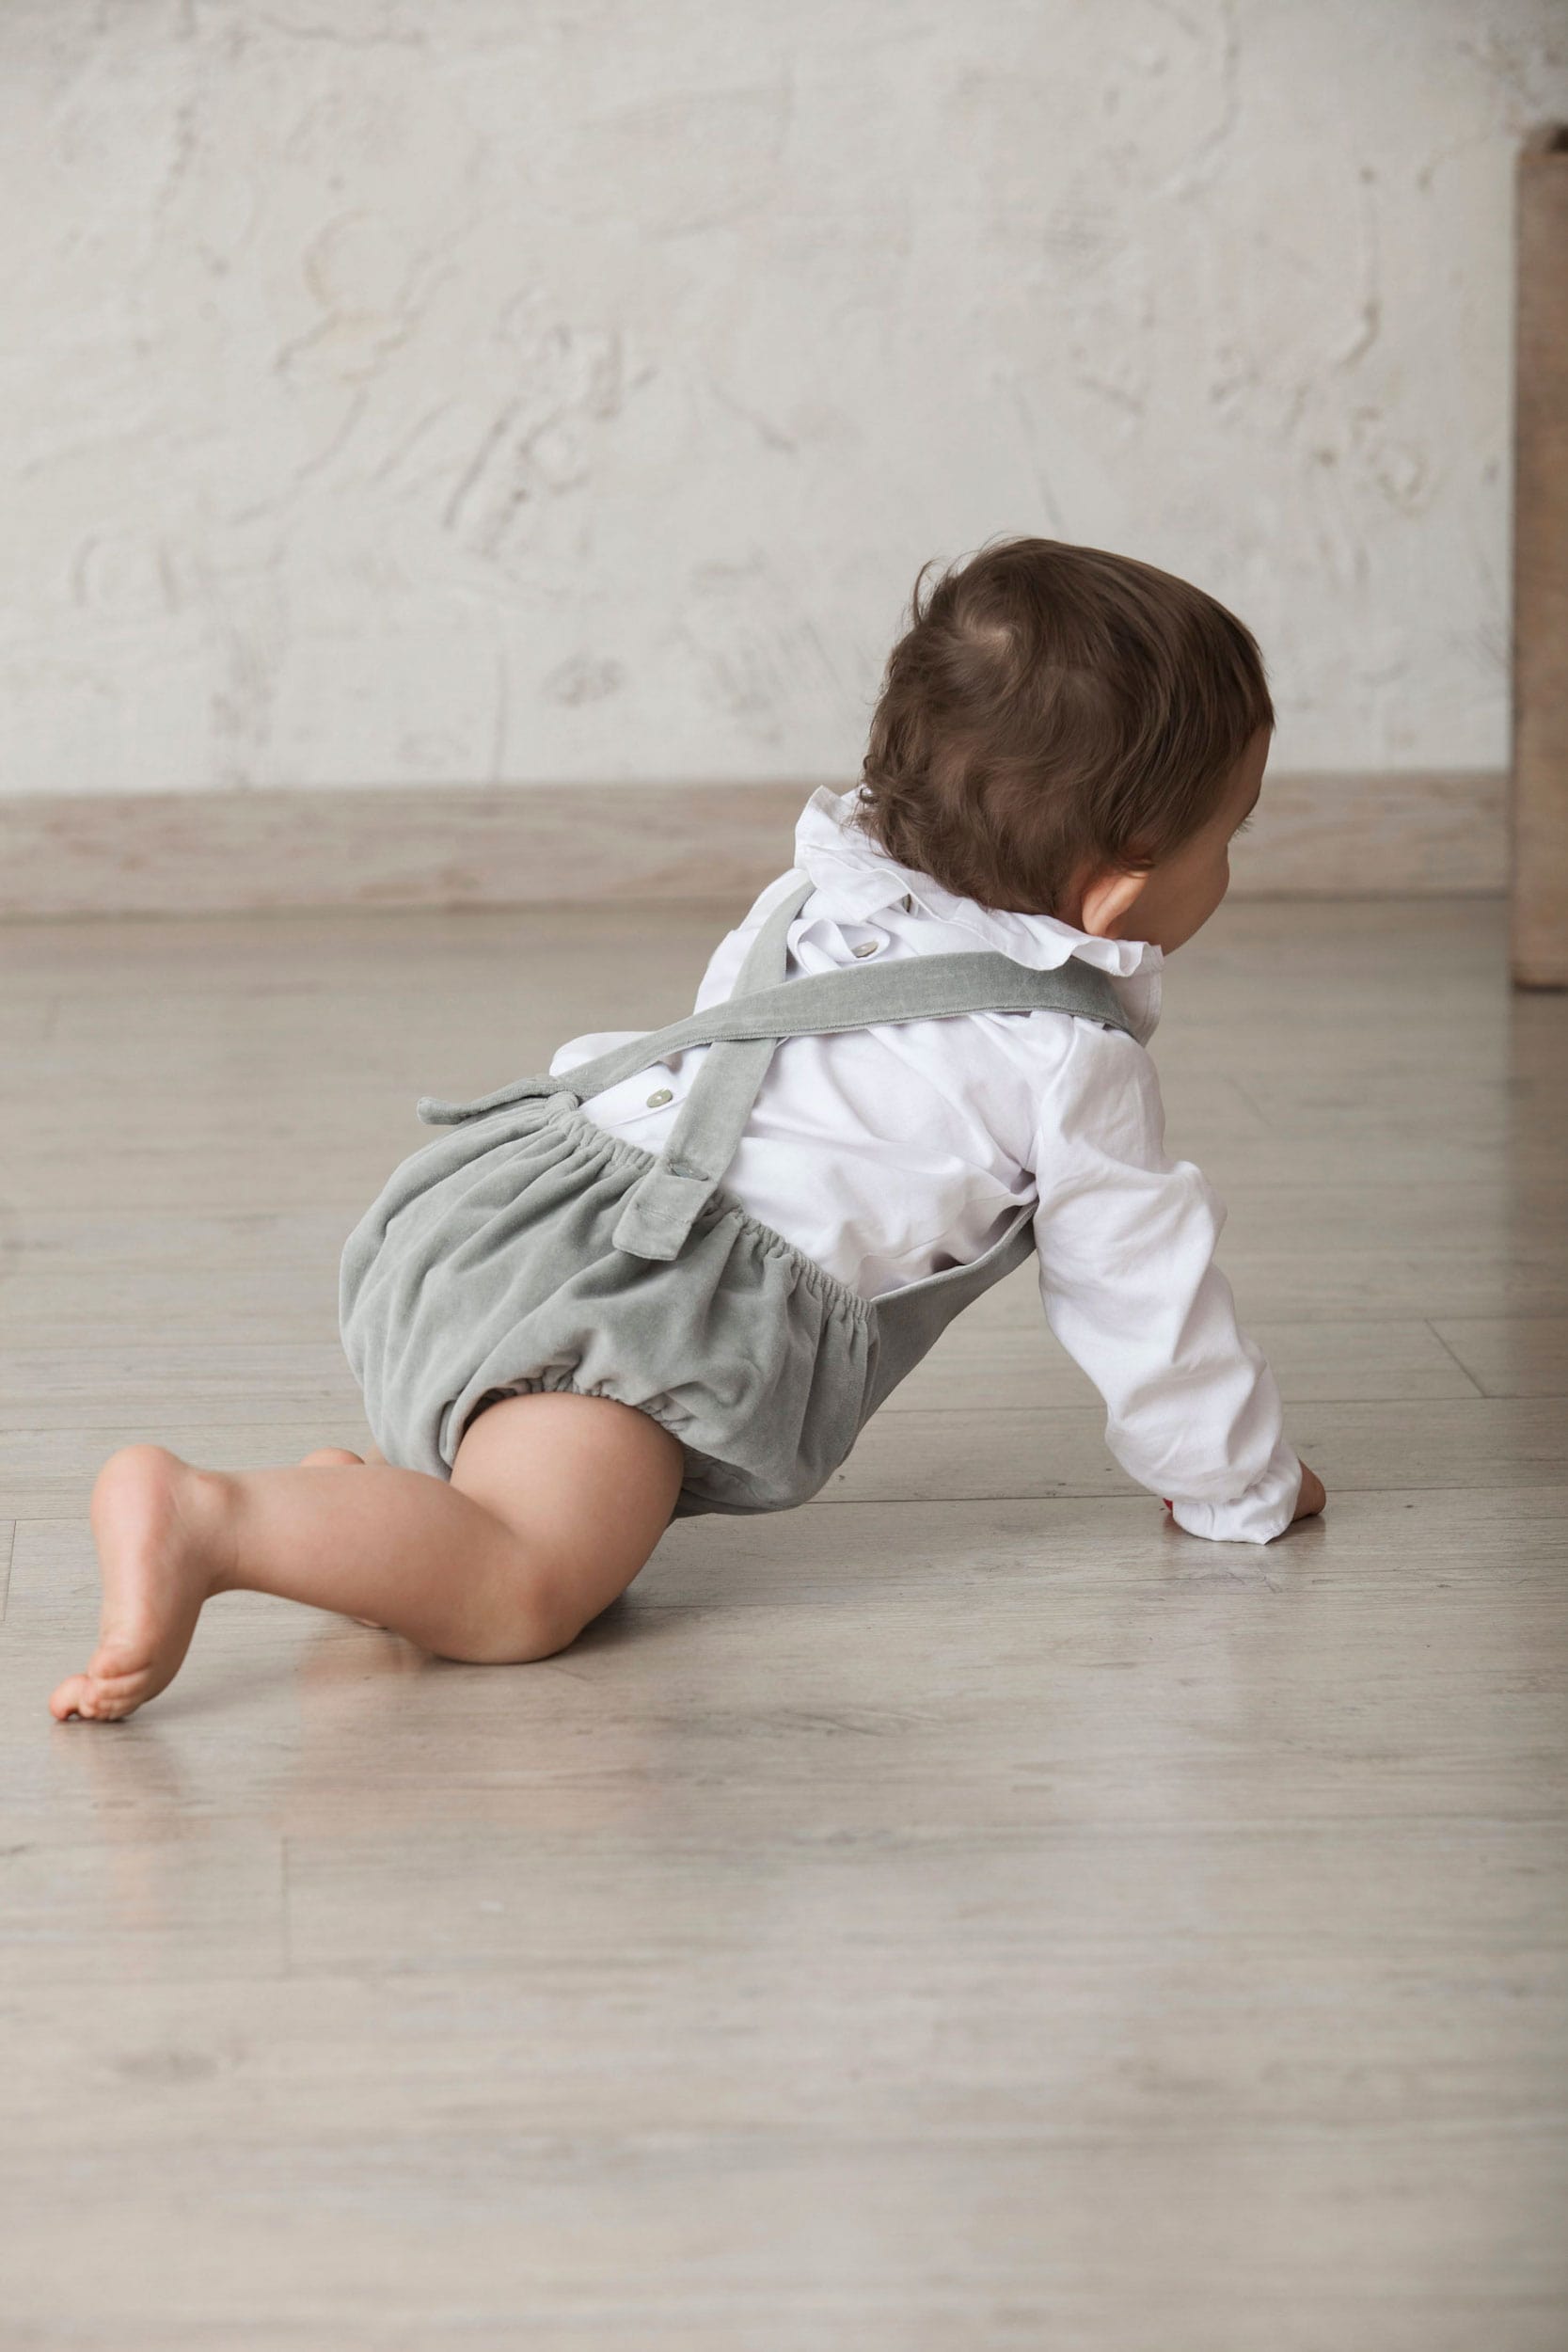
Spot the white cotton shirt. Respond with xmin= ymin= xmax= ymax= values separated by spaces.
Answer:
xmin=551 ymin=785 xmax=1304 ymax=1546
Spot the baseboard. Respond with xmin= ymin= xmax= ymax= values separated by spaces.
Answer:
xmin=0 ymin=771 xmax=1507 ymax=918
xmin=1229 ymin=767 xmax=1507 ymax=897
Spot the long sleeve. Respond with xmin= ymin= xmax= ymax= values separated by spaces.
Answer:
xmin=1032 ymin=1021 xmax=1303 ymax=1544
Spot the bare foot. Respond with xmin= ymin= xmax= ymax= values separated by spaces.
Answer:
xmin=49 ymin=1445 xmax=232 ymax=1723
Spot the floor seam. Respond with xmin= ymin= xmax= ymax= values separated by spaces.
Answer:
xmin=1423 ymin=1319 xmax=1492 ymax=1398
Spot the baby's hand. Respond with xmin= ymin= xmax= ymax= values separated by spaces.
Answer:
xmin=1292 ymin=1462 xmax=1326 ymax=1521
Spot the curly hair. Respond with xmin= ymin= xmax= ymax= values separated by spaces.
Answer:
xmin=854 ymin=537 xmax=1273 ymax=915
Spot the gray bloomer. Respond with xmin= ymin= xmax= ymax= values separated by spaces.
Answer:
xmin=339 ymin=876 xmax=1133 ymax=1516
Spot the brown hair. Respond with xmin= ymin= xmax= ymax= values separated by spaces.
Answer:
xmin=855 ymin=537 xmax=1273 ymax=915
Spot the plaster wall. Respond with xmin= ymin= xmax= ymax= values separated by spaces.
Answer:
xmin=3 ymin=0 xmax=1564 ymax=799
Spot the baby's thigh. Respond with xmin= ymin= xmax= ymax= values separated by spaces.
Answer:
xmin=451 ymin=1391 xmax=685 ymax=1628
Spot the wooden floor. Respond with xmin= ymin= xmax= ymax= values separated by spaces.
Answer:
xmin=1 ymin=893 xmax=1564 ymax=2351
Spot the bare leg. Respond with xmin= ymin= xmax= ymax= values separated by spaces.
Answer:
xmin=49 ymin=1395 xmax=685 ymax=1723
xmin=296 ymin=1447 xmax=388 ymax=1616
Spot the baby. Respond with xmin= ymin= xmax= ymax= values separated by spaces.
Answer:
xmin=52 ymin=536 xmax=1324 ymax=1724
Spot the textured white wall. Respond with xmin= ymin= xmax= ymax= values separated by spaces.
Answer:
xmin=2 ymin=0 xmax=1564 ymax=799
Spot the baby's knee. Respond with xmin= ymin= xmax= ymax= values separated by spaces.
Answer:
xmin=435 ymin=1565 xmax=588 ymax=1666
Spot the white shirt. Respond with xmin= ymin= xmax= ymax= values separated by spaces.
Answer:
xmin=553 ymin=786 xmax=1304 ymax=1545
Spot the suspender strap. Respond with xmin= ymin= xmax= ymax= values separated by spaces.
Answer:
xmin=416 ymin=874 xmax=1136 ymax=1262
xmin=609 ymin=879 xmax=805 ymax=1258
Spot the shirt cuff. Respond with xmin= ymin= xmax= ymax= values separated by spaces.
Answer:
xmin=1168 ymin=1438 xmax=1303 ymax=1545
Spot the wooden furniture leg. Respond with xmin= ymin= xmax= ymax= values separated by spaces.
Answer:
xmin=1513 ymin=126 xmax=1568 ymax=989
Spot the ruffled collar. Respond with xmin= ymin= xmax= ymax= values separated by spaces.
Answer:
xmin=793 ymin=786 xmax=1164 ymax=1038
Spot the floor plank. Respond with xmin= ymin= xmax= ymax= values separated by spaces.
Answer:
xmin=0 ymin=1315 xmax=1485 ymax=1435
xmin=7 ymin=1394 xmax=1563 ymax=1518
xmin=831 ymin=1396 xmax=1568 ymax=1503
xmin=892 ymin=1317 xmax=1483 ymax=1408
xmin=9 ymin=1946 xmax=1564 ymax=2148
xmin=0 ymin=2131 xmax=1559 ymax=2352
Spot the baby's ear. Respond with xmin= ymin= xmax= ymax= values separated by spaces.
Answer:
xmin=1078 ymin=866 xmax=1148 ymax=938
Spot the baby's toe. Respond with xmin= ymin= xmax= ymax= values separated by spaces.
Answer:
xmin=49 ymin=1673 xmax=95 ymax=1722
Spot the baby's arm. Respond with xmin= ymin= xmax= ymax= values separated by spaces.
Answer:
xmin=1032 ymin=1023 xmax=1323 ymax=1543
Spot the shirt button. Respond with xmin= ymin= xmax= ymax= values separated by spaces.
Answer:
xmin=645 ymin=1087 xmax=673 ymax=1108
xmin=852 ymin=940 xmax=879 ymax=958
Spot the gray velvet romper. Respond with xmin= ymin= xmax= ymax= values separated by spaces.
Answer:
xmin=340 ymin=875 xmax=1134 ymax=1517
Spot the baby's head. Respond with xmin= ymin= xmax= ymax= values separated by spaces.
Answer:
xmin=856 ymin=537 xmax=1273 ymax=952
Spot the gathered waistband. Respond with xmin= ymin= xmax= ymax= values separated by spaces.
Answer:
xmin=538 ymin=1098 xmax=876 ymax=1329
